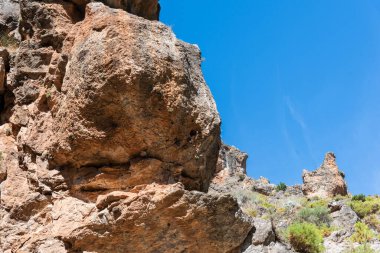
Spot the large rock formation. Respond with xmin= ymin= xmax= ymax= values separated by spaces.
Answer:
xmin=1 ymin=182 xmax=253 ymax=252
xmin=2 ymin=1 xmax=375 ymax=253
xmin=0 ymin=1 xmax=254 ymax=252
xmin=302 ymin=152 xmax=348 ymax=198
xmin=10 ymin=1 xmax=221 ymax=192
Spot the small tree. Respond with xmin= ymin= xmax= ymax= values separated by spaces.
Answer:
xmin=276 ymin=182 xmax=287 ymax=192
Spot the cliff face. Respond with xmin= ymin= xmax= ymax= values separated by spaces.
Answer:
xmin=0 ymin=1 xmax=253 ymax=252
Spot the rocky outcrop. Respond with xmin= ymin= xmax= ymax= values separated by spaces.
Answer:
xmin=1 ymin=183 xmax=253 ymax=252
xmin=7 ymin=1 xmax=221 ymax=193
xmin=210 ymin=144 xmax=249 ymax=192
xmin=209 ymin=144 xmax=277 ymax=197
xmin=0 ymin=1 xmax=255 ymax=252
xmin=302 ymin=152 xmax=348 ymax=198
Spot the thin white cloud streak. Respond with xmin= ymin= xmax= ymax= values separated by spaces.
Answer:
xmin=284 ymin=96 xmax=317 ymax=167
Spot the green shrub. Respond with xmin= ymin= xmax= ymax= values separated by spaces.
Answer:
xmin=346 ymin=244 xmax=376 ymax=253
xmin=364 ymin=214 xmax=380 ymax=233
xmin=298 ymin=206 xmax=331 ymax=227
xmin=276 ymin=182 xmax=287 ymax=192
xmin=352 ymin=194 xmax=367 ymax=202
xmin=287 ymin=222 xmax=325 ymax=253
xmin=307 ymin=199 xmax=329 ymax=209
xmin=319 ymin=224 xmax=335 ymax=237
xmin=350 ymin=197 xmax=380 ymax=218
xmin=350 ymin=222 xmax=375 ymax=244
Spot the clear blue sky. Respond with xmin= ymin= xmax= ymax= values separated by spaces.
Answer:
xmin=160 ymin=0 xmax=380 ymax=195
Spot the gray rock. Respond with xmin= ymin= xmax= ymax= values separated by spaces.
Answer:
xmin=243 ymin=242 xmax=295 ymax=253
xmin=331 ymin=205 xmax=359 ymax=233
xmin=251 ymin=218 xmax=275 ymax=246
xmin=209 ymin=143 xmax=251 ymax=194
xmin=0 ymin=0 xmax=20 ymax=34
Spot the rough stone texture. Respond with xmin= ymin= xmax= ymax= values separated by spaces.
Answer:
xmin=330 ymin=205 xmax=359 ymax=235
xmin=100 ymin=0 xmax=160 ymax=20
xmin=243 ymin=242 xmax=296 ymax=253
xmin=209 ymin=143 xmax=253 ymax=193
xmin=251 ymin=218 xmax=275 ymax=246
xmin=68 ymin=0 xmax=160 ymax=20
xmin=0 ymin=1 xmax=257 ymax=252
xmin=1 ymin=183 xmax=253 ymax=253
xmin=8 ymin=2 xmax=221 ymax=192
xmin=0 ymin=0 xmax=19 ymax=34
xmin=302 ymin=152 xmax=348 ymax=198
xmin=70 ymin=183 xmax=253 ymax=253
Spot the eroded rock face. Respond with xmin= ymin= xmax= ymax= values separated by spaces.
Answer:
xmin=302 ymin=152 xmax=348 ymax=198
xmin=210 ymin=144 xmax=251 ymax=193
xmin=69 ymin=183 xmax=253 ymax=253
xmin=68 ymin=0 xmax=160 ymax=20
xmin=0 ymin=1 xmax=253 ymax=252
xmin=1 ymin=183 xmax=253 ymax=253
xmin=100 ymin=0 xmax=160 ymax=20
xmin=7 ymin=2 xmax=221 ymax=193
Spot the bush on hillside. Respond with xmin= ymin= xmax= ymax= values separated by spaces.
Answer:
xmin=352 ymin=194 xmax=367 ymax=202
xmin=350 ymin=222 xmax=375 ymax=244
xmin=307 ymin=199 xmax=329 ymax=209
xmin=287 ymin=222 xmax=325 ymax=253
xmin=350 ymin=197 xmax=380 ymax=218
xmin=276 ymin=182 xmax=287 ymax=192
xmin=298 ymin=206 xmax=331 ymax=227
xmin=346 ymin=244 xmax=376 ymax=253
xmin=363 ymin=214 xmax=380 ymax=233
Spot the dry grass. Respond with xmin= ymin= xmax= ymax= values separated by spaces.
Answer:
xmin=0 ymin=32 xmax=19 ymax=51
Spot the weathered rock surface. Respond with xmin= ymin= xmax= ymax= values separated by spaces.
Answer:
xmin=6 ymin=2 xmax=221 ymax=192
xmin=0 ymin=1 xmax=256 ymax=253
xmin=251 ymin=218 xmax=275 ymax=246
xmin=100 ymin=0 xmax=160 ymax=20
xmin=0 ymin=0 xmax=19 ymax=34
xmin=210 ymin=144 xmax=250 ymax=193
xmin=330 ymin=204 xmax=359 ymax=236
xmin=302 ymin=152 xmax=348 ymax=198
xmin=69 ymin=0 xmax=160 ymax=20
xmin=1 ymin=183 xmax=253 ymax=252
xmin=243 ymin=242 xmax=295 ymax=253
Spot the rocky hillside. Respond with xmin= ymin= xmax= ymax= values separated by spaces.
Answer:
xmin=0 ymin=1 xmax=379 ymax=253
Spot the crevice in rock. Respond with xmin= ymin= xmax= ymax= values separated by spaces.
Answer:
xmin=235 ymin=226 xmax=256 ymax=253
